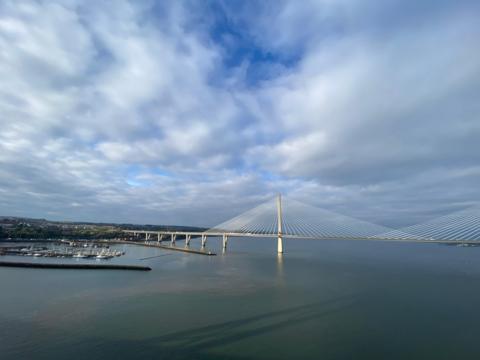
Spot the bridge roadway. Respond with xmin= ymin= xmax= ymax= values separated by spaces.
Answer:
xmin=123 ymin=230 xmax=480 ymax=254
xmin=121 ymin=195 xmax=480 ymax=254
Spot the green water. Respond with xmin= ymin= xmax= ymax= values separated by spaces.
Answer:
xmin=1 ymin=238 xmax=480 ymax=359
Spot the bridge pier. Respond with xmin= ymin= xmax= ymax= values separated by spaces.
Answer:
xmin=222 ymin=234 xmax=228 ymax=251
xmin=185 ymin=234 xmax=191 ymax=247
xmin=170 ymin=233 xmax=176 ymax=246
xmin=277 ymin=194 xmax=284 ymax=254
xmin=145 ymin=233 xmax=150 ymax=241
xmin=201 ymin=234 xmax=207 ymax=248
xmin=157 ymin=233 xmax=163 ymax=243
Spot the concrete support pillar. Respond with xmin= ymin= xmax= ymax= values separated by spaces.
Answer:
xmin=145 ymin=233 xmax=149 ymax=241
xmin=201 ymin=234 xmax=207 ymax=248
xmin=170 ymin=233 xmax=176 ymax=246
xmin=277 ymin=194 xmax=284 ymax=254
xmin=222 ymin=234 xmax=228 ymax=251
xmin=157 ymin=233 xmax=163 ymax=243
xmin=185 ymin=234 xmax=191 ymax=246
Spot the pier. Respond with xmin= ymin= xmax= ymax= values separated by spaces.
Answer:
xmin=0 ymin=261 xmax=151 ymax=271
xmin=113 ymin=240 xmax=216 ymax=256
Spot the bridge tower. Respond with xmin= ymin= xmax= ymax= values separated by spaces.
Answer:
xmin=277 ymin=194 xmax=283 ymax=254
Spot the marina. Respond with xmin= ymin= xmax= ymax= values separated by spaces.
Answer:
xmin=0 ymin=243 xmax=125 ymax=260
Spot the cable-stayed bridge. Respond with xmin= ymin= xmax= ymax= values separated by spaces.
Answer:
xmin=124 ymin=195 xmax=480 ymax=254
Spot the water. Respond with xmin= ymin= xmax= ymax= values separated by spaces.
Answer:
xmin=1 ymin=238 xmax=480 ymax=359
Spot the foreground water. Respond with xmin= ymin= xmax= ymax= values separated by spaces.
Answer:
xmin=1 ymin=238 xmax=480 ymax=359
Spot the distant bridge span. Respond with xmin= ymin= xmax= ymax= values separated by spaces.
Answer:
xmin=123 ymin=195 xmax=480 ymax=254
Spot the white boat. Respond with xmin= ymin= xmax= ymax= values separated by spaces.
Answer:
xmin=73 ymin=253 xmax=87 ymax=258
xmin=96 ymin=249 xmax=112 ymax=259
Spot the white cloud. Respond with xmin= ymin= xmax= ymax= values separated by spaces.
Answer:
xmin=250 ymin=9 xmax=480 ymax=186
xmin=0 ymin=0 xmax=479 ymax=227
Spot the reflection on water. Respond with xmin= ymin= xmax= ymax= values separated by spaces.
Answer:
xmin=276 ymin=253 xmax=284 ymax=287
xmin=2 ymin=238 xmax=480 ymax=359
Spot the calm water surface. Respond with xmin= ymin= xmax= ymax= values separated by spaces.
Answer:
xmin=1 ymin=238 xmax=480 ymax=359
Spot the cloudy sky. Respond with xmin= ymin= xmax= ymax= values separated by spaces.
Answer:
xmin=0 ymin=0 xmax=479 ymax=227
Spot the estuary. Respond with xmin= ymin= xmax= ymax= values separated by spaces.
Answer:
xmin=1 ymin=238 xmax=480 ymax=360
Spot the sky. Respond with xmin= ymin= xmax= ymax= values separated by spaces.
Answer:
xmin=0 ymin=0 xmax=479 ymax=228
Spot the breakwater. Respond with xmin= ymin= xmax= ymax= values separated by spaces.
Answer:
xmin=0 ymin=261 xmax=151 ymax=271
xmin=113 ymin=240 xmax=217 ymax=256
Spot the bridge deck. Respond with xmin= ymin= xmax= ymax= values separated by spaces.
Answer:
xmin=123 ymin=230 xmax=479 ymax=244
